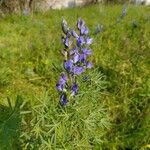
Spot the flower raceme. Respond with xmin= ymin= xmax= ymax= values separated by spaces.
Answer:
xmin=56 ymin=18 xmax=93 ymax=106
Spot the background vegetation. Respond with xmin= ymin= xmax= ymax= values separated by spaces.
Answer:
xmin=0 ymin=0 xmax=131 ymax=14
xmin=0 ymin=4 xmax=150 ymax=149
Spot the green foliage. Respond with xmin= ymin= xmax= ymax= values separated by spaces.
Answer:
xmin=0 ymin=67 xmax=12 ymax=88
xmin=0 ymin=5 xmax=150 ymax=149
xmin=20 ymin=70 xmax=110 ymax=149
xmin=0 ymin=96 xmax=22 ymax=150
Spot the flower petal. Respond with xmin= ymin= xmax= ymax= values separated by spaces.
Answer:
xmin=81 ymin=26 xmax=89 ymax=35
xmin=86 ymin=62 xmax=93 ymax=69
xmin=64 ymin=60 xmax=73 ymax=72
xmin=73 ymin=66 xmax=85 ymax=75
xmin=77 ymin=36 xmax=85 ymax=47
xmin=85 ymin=37 xmax=93 ymax=45
xmin=72 ymin=29 xmax=79 ymax=38
xmin=56 ymin=84 xmax=64 ymax=91
xmin=77 ymin=18 xmax=85 ymax=30
xmin=59 ymin=73 xmax=68 ymax=85
xmin=70 ymin=46 xmax=78 ymax=55
xmin=64 ymin=37 xmax=69 ymax=47
xmin=73 ymin=53 xmax=80 ymax=63
xmin=61 ymin=18 xmax=69 ymax=34
xmin=71 ymin=83 xmax=78 ymax=96
xmin=80 ymin=54 xmax=87 ymax=63
xmin=82 ymin=48 xmax=92 ymax=56
xmin=60 ymin=93 xmax=68 ymax=106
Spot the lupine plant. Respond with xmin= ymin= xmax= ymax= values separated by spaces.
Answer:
xmin=56 ymin=18 xmax=93 ymax=106
xmin=95 ymin=5 xmax=127 ymax=35
xmin=95 ymin=24 xmax=103 ymax=35
xmin=116 ymin=4 xmax=127 ymax=23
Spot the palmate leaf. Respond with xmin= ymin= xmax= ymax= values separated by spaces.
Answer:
xmin=0 ymin=95 xmax=22 ymax=150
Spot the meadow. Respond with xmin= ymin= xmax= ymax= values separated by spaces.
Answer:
xmin=0 ymin=4 xmax=150 ymax=150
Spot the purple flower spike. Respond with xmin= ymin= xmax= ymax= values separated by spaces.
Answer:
xmin=77 ymin=18 xmax=85 ymax=30
xmin=122 ymin=5 xmax=126 ymax=18
xmin=71 ymin=83 xmax=78 ymax=96
xmin=73 ymin=66 xmax=85 ymax=75
xmin=57 ymin=18 xmax=94 ymax=106
xmin=86 ymin=61 xmax=93 ymax=69
xmin=60 ymin=93 xmax=68 ymax=106
xmin=64 ymin=60 xmax=73 ymax=72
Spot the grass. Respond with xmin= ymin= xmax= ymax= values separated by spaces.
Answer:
xmin=0 ymin=4 xmax=150 ymax=149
